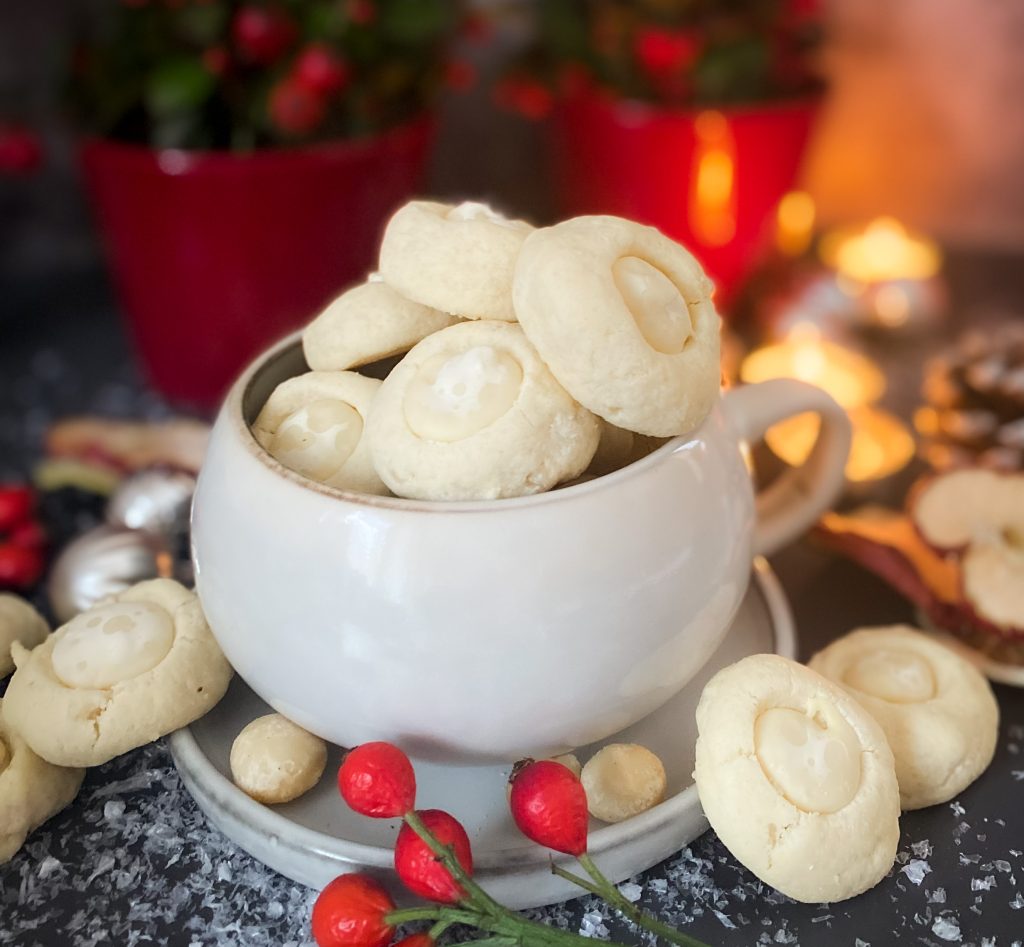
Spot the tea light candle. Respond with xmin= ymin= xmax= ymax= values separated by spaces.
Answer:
xmin=818 ymin=217 xmax=946 ymax=330
xmin=765 ymin=406 xmax=915 ymax=483
xmin=739 ymin=324 xmax=885 ymax=409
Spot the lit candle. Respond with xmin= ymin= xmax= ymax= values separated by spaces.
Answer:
xmin=739 ymin=324 xmax=885 ymax=409
xmin=765 ymin=406 xmax=915 ymax=483
xmin=818 ymin=217 xmax=945 ymax=330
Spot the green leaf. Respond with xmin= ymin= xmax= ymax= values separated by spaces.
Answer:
xmin=379 ymin=0 xmax=452 ymax=45
xmin=177 ymin=5 xmax=230 ymax=47
xmin=145 ymin=58 xmax=215 ymax=118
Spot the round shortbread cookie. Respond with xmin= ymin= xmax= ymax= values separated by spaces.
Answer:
xmin=253 ymin=371 xmax=387 ymax=495
xmin=513 ymin=215 xmax=721 ymax=436
xmin=0 ymin=699 xmax=84 ymax=864
xmin=0 ymin=594 xmax=48 ymax=677
xmin=694 ymin=654 xmax=900 ymax=903
xmin=378 ymin=200 xmax=532 ymax=322
xmin=2 ymin=579 xmax=233 ymax=768
xmin=366 ymin=321 xmax=600 ymax=501
xmin=809 ymin=625 xmax=999 ymax=810
xmin=230 ymin=713 xmax=327 ymax=805
xmin=302 ymin=278 xmax=459 ymax=372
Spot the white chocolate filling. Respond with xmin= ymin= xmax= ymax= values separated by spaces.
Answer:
xmin=613 ymin=257 xmax=694 ymax=355
xmin=754 ymin=707 xmax=862 ymax=814
xmin=403 ymin=345 xmax=523 ymax=442
xmin=265 ymin=399 xmax=363 ymax=483
xmin=843 ymin=649 xmax=936 ymax=704
xmin=51 ymin=601 xmax=175 ymax=690
xmin=445 ymin=201 xmax=522 ymax=230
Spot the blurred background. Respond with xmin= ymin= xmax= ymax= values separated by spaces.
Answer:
xmin=2 ymin=0 xmax=1024 ymax=503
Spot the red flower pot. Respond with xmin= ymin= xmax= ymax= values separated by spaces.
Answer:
xmin=551 ymin=91 xmax=818 ymax=306
xmin=81 ymin=118 xmax=434 ymax=408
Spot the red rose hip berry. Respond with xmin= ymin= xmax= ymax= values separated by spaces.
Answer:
xmin=395 ymin=809 xmax=473 ymax=903
xmin=509 ymin=759 xmax=589 ymax=856
xmin=294 ymin=43 xmax=351 ymax=95
xmin=338 ymin=742 xmax=416 ymax=817
xmin=232 ymin=6 xmax=296 ymax=64
xmin=268 ymin=77 xmax=326 ymax=135
xmin=0 ymin=544 xmax=44 ymax=590
xmin=393 ymin=935 xmax=434 ymax=947
xmin=0 ymin=485 xmax=34 ymax=532
xmin=311 ymin=873 xmax=395 ymax=947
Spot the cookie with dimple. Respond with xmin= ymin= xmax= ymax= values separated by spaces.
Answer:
xmin=379 ymin=200 xmax=533 ymax=322
xmin=253 ymin=371 xmax=387 ymax=495
xmin=694 ymin=654 xmax=900 ymax=903
xmin=809 ymin=625 xmax=998 ymax=810
xmin=302 ymin=278 xmax=459 ymax=372
xmin=513 ymin=215 xmax=720 ymax=437
xmin=0 ymin=594 xmax=48 ymax=677
xmin=230 ymin=713 xmax=327 ymax=805
xmin=366 ymin=321 xmax=600 ymax=501
xmin=0 ymin=699 xmax=84 ymax=864
xmin=2 ymin=579 xmax=233 ymax=767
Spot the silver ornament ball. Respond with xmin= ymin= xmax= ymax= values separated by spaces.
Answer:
xmin=47 ymin=525 xmax=176 ymax=624
xmin=106 ymin=469 xmax=196 ymax=539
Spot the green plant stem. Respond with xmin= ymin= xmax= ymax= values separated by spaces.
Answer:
xmin=429 ymin=919 xmax=454 ymax=940
xmin=383 ymin=903 xmax=629 ymax=946
xmin=577 ymin=853 xmax=708 ymax=947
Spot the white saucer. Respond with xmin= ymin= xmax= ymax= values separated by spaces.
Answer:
xmin=169 ymin=558 xmax=795 ymax=910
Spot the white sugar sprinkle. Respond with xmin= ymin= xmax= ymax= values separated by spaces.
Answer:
xmin=931 ymin=915 xmax=962 ymax=941
xmin=617 ymin=882 xmax=643 ymax=903
xmin=902 ymin=860 xmax=932 ymax=886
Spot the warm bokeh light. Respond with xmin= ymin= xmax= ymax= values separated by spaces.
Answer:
xmin=820 ymin=217 xmax=942 ymax=284
xmin=690 ymin=110 xmax=736 ymax=247
xmin=766 ymin=406 xmax=915 ymax=482
xmin=775 ymin=190 xmax=815 ymax=256
xmin=739 ymin=323 xmax=886 ymax=409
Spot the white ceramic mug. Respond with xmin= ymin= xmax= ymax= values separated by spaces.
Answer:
xmin=191 ymin=334 xmax=851 ymax=762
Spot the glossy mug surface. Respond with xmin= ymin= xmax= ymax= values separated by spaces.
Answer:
xmin=192 ymin=335 xmax=850 ymax=762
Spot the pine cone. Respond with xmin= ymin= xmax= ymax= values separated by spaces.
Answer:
xmin=915 ymin=322 xmax=1024 ymax=472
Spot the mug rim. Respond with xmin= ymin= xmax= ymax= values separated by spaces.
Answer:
xmin=228 ymin=331 xmax=706 ymax=514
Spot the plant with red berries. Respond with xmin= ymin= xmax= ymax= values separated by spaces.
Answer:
xmin=509 ymin=758 xmax=707 ymax=946
xmin=497 ymin=0 xmax=822 ymax=119
xmin=70 ymin=1 xmax=462 ymax=150
xmin=318 ymin=741 xmax=710 ymax=946
xmin=0 ymin=485 xmax=47 ymax=591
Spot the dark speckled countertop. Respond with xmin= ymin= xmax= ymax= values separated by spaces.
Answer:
xmin=1 ymin=266 xmax=1023 ymax=947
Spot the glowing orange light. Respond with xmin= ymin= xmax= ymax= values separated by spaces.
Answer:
xmin=775 ymin=191 xmax=815 ymax=257
xmin=739 ymin=323 xmax=885 ymax=409
xmin=689 ymin=111 xmax=736 ymax=247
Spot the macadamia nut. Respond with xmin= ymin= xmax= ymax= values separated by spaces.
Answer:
xmin=230 ymin=714 xmax=327 ymax=805
xmin=581 ymin=743 xmax=667 ymax=823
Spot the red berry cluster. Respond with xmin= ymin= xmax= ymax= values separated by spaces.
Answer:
xmin=313 ymin=743 xmax=707 ymax=947
xmin=226 ymin=5 xmax=353 ymax=137
xmin=0 ymin=486 xmax=46 ymax=590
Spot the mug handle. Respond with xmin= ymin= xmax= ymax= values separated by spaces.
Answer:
xmin=721 ymin=378 xmax=852 ymax=557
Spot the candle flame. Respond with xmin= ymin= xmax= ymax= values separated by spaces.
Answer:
xmin=689 ymin=111 xmax=736 ymax=247
xmin=776 ymin=191 xmax=815 ymax=257
xmin=821 ymin=217 xmax=942 ymax=283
